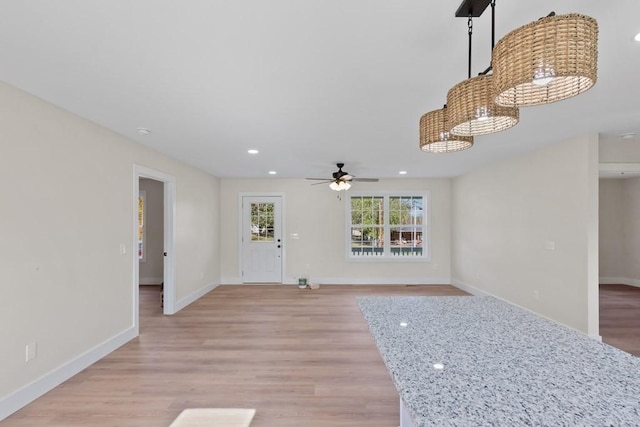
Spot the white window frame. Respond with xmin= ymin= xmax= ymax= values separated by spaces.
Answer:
xmin=345 ymin=191 xmax=430 ymax=262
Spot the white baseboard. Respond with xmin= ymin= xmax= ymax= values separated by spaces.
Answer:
xmin=139 ymin=276 xmax=163 ymax=285
xmin=450 ymin=279 xmax=492 ymax=297
xmin=222 ymin=277 xmax=451 ymax=286
xmin=174 ymin=281 xmax=220 ymax=312
xmin=0 ymin=327 xmax=137 ymax=422
xmin=450 ymin=279 xmax=602 ymax=340
xmin=308 ymin=276 xmax=451 ymax=285
xmin=599 ymin=277 xmax=640 ymax=288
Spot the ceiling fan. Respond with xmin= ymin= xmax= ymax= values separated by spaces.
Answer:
xmin=306 ymin=163 xmax=379 ymax=191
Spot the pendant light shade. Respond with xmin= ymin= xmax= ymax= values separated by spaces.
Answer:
xmin=419 ymin=107 xmax=474 ymax=153
xmin=446 ymin=74 xmax=519 ymax=136
xmin=492 ymin=13 xmax=598 ymax=107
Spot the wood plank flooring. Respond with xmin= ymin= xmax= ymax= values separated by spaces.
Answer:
xmin=3 ymin=285 xmax=468 ymax=427
xmin=599 ymin=284 xmax=640 ymax=356
xmin=5 ymin=284 xmax=638 ymax=426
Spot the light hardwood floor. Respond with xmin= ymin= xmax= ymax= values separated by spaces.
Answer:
xmin=5 ymin=284 xmax=639 ymax=426
xmin=3 ymin=285 xmax=468 ymax=427
xmin=599 ymin=284 xmax=640 ymax=357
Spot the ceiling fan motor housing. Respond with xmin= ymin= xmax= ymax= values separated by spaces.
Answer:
xmin=333 ymin=163 xmax=350 ymax=180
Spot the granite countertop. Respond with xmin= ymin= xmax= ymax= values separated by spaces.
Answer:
xmin=357 ymin=296 xmax=640 ymax=426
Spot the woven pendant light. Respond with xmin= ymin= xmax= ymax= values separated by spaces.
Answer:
xmin=446 ymin=74 xmax=519 ymax=136
xmin=419 ymin=107 xmax=474 ymax=153
xmin=493 ymin=13 xmax=598 ymax=107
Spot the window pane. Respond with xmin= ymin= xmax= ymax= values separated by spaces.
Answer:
xmin=352 ymin=196 xmax=384 ymax=225
xmin=390 ymin=226 xmax=423 ymax=257
xmin=390 ymin=196 xmax=423 ymax=225
xmin=408 ymin=197 xmax=423 ymax=226
xmin=351 ymin=226 xmax=384 ymax=257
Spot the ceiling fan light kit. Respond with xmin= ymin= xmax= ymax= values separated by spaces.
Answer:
xmin=419 ymin=0 xmax=597 ymax=153
xmin=329 ymin=180 xmax=351 ymax=191
xmin=419 ymin=107 xmax=474 ymax=153
xmin=306 ymin=163 xmax=379 ymax=191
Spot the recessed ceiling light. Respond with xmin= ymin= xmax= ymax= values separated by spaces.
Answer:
xmin=635 ymin=32 xmax=640 ymax=42
xmin=621 ymin=132 xmax=637 ymax=139
xmin=399 ymin=171 xmax=408 ymax=175
xmin=268 ymin=171 xmax=277 ymax=175
xmin=247 ymin=149 xmax=259 ymax=154
xmin=137 ymin=128 xmax=151 ymax=135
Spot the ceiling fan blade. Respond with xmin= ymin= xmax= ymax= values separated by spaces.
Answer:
xmin=309 ymin=163 xmax=380 ymax=187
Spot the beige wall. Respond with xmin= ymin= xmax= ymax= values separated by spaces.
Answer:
xmin=599 ymin=139 xmax=640 ymax=163
xmin=599 ymin=179 xmax=625 ymax=279
xmin=220 ymin=178 xmax=451 ymax=284
xmin=139 ymin=178 xmax=164 ymax=284
xmin=0 ymin=82 xmax=220 ymax=409
xmin=451 ymin=134 xmax=599 ymax=335
xmin=600 ymin=177 xmax=640 ymax=285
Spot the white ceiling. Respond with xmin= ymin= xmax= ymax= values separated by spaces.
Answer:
xmin=1 ymin=1 xmax=639 ymax=180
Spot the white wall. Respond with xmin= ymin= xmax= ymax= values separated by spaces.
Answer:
xmin=0 ymin=82 xmax=220 ymax=418
xmin=600 ymin=177 xmax=640 ymax=286
xmin=451 ymin=134 xmax=599 ymax=336
xmin=139 ymin=178 xmax=164 ymax=284
xmin=220 ymin=178 xmax=451 ymax=284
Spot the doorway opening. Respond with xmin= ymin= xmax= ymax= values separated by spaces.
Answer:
xmin=138 ymin=178 xmax=165 ymax=324
xmin=133 ymin=165 xmax=176 ymax=335
xmin=598 ymin=165 xmax=640 ymax=353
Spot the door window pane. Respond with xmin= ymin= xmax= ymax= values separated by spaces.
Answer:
xmin=251 ymin=203 xmax=275 ymax=242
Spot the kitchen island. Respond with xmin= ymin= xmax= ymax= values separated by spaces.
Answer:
xmin=358 ymin=296 xmax=640 ymax=426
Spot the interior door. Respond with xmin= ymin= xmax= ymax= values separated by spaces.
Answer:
xmin=242 ymin=196 xmax=283 ymax=283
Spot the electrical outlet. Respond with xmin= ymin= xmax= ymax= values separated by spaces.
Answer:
xmin=533 ymin=290 xmax=540 ymax=301
xmin=26 ymin=341 xmax=37 ymax=362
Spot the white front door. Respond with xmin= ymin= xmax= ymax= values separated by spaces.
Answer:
xmin=242 ymin=196 xmax=283 ymax=283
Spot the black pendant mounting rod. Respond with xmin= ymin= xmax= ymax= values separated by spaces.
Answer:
xmin=468 ymin=16 xmax=473 ymax=79
xmin=479 ymin=0 xmax=496 ymax=75
xmin=456 ymin=0 xmax=496 ymax=76
xmin=491 ymin=0 xmax=495 ymax=51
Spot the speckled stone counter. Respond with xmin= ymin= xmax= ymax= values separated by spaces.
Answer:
xmin=357 ymin=296 xmax=640 ymax=426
